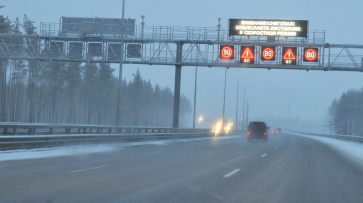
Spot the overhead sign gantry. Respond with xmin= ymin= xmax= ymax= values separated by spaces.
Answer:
xmin=0 ymin=16 xmax=362 ymax=129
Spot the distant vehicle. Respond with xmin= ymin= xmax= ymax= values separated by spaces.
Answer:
xmin=276 ymin=128 xmax=282 ymax=133
xmin=247 ymin=121 xmax=269 ymax=142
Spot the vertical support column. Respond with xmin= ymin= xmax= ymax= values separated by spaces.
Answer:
xmin=326 ymin=43 xmax=331 ymax=71
xmin=141 ymin=15 xmax=145 ymax=39
xmin=116 ymin=0 xmax=126 ymax=126
xmin=173 ymin=41 xmax=183 ymax=128
xmin=192 ymin=66 xmax=197 ymax=128
xmin=217 ymin=18 xmax=221 ymax=41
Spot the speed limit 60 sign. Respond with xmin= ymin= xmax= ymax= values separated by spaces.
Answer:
xmin=220 ymin=45 xmax=234 ymax=60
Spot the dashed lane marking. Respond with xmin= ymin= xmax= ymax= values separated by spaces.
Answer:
xmin=70 ymin=165 xmax=110 ymax=173
xmin=261 ymin=154 xmax=267 ymax=157
xmin=223 ymin=169 xmax=241 ymax=178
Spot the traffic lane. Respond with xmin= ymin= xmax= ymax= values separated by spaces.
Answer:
xmin=0 ymin=134 xmax=284 ymax=203
xmin=118 ymin=133 xmax=363 ymax=203
xmin=116 ymin=133 xmax=290 ymax=203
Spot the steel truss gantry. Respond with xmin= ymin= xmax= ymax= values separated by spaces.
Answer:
xmin=1 ymin=23 xmax=362 ymax=128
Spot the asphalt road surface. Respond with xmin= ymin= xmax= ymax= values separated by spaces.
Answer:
xmin=1 ymin=132 xmax=363 ymax=203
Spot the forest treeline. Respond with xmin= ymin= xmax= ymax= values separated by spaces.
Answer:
xmin=0 ymin=15 xmax=191 ymax=127
xmin=326 ymin=87 xmax=363 ymax=136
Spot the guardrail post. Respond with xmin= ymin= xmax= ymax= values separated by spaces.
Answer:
xmin=49 ymin=128 xmax=53 ymax=134
xmin=3 ymin=127 xmax=7 ymax=135
xmin=28 ymin=128 xmax=36 ymax=135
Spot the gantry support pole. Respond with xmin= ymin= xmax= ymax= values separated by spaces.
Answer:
xmin=173 ymin=41 xmax=183 ymax=128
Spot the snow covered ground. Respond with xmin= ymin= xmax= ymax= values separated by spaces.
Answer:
xmin=0 ymin=135 xmax=237 ymax=161
xmin=288 ymin=131 xmax=363 ymax=169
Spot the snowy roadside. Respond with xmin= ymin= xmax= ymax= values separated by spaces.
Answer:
xmin=0 ymin=135 xmax=238 ymax=161
xmin=287 ymin=131 xmax=363 ymax=169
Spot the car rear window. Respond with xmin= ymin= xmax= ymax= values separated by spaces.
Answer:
xmin=249 ymin=122 xmax=266 ymax=129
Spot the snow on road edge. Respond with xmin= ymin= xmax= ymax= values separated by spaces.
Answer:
xmin=287 ymin=131 xmax=363 ymax=169
xmin=0 ymin=135 xmax=239 ymax=161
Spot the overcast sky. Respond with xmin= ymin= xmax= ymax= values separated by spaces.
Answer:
xmin=3 ymin=0 xmax=363 ymax=130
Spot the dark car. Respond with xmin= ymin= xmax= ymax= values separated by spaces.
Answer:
xmin=247 ymin=121 xmax=269 ymax=142
xmin=276 ymin=128 xmax=282 ymax=133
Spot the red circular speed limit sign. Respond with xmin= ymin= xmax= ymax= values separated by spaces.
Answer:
xmin=220 ymin=45 xmax=234 ymax=59
xmin=304 ymin=48 xmax=319 ymax=62
xmin=261 ymin=47 xmax=275 ymax=61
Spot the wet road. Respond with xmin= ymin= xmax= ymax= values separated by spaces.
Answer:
xmin=1 ymin=132 xmax=363 ymax=203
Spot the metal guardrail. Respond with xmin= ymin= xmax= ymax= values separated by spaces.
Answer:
xmin=0 ymin=123 xmax=214 ymax=150
xmin=286 ymin=130 xmax=363 ymax=143
xmin=0 ymin=123 xmax=212 ymax=135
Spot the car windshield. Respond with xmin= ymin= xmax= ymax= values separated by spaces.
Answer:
xmin=1 ymin=0 xmax=363 ymax=202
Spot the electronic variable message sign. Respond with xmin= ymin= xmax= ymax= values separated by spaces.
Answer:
xmin=240 ymin=46 xmax=255 ymax=64
xmin=261 ymin=46 xmax=276 ymax=61
xmin=303 ymin=48 xmax=318 ymax=62
xmin=229 ymin=19 xmax=308 ymax=38
xmin=282 ymin=47 xmax=297 ymax=65
xmin=220 ymin=45 xmax=234 ymax=59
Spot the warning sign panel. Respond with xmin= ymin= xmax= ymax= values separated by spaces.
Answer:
xmin=282 ymin=47 xmax=297 ymax=65
xmin=240 ymin=46 xmax=255 ymax=64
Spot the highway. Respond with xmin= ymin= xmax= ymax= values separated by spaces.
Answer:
xmin=1 ymin=132 xmax=363 ymax=203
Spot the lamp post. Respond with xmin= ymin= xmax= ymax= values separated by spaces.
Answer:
xmin=227 ymin=76 xmax=249 ymax=130
xmin=244 ymin=97 xmax=256 ymax=128
xmin=116 ymin=0 xmax=125 ymax=126
xmin=222 ymin=67 xmax=227 ymax=127
xmin=241 ymin=86 xmax=256 ymax=130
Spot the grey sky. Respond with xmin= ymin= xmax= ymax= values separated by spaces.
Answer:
xmin=3 ymin=0 xmax=363 ymax=130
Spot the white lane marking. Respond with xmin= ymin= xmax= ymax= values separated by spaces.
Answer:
xmin=274 ymin=147 xmax=278 ymax=150
xmin=261 ymin=154 xmax=267 ymax=157
xmin=70 ymin=165 xmax=109 ymax=173
xmin=223 ymin=169 xmax=241 ymax=178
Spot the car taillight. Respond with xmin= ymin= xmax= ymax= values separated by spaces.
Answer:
xmin=277 ymin=130 xmax=279 ymax=133
xmin=264 ymin=132 xmax=266 ymax=135
xmin=272 ymin=130 xmax=274 ymax=133
xmin=247 ymin=132 xmax=250 ymax=135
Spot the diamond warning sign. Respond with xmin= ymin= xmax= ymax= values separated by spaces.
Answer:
xmin=240 ymin=46 xmax=255 ymax=64
xmin=282 ymin=47 xmax=297 ymax=65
